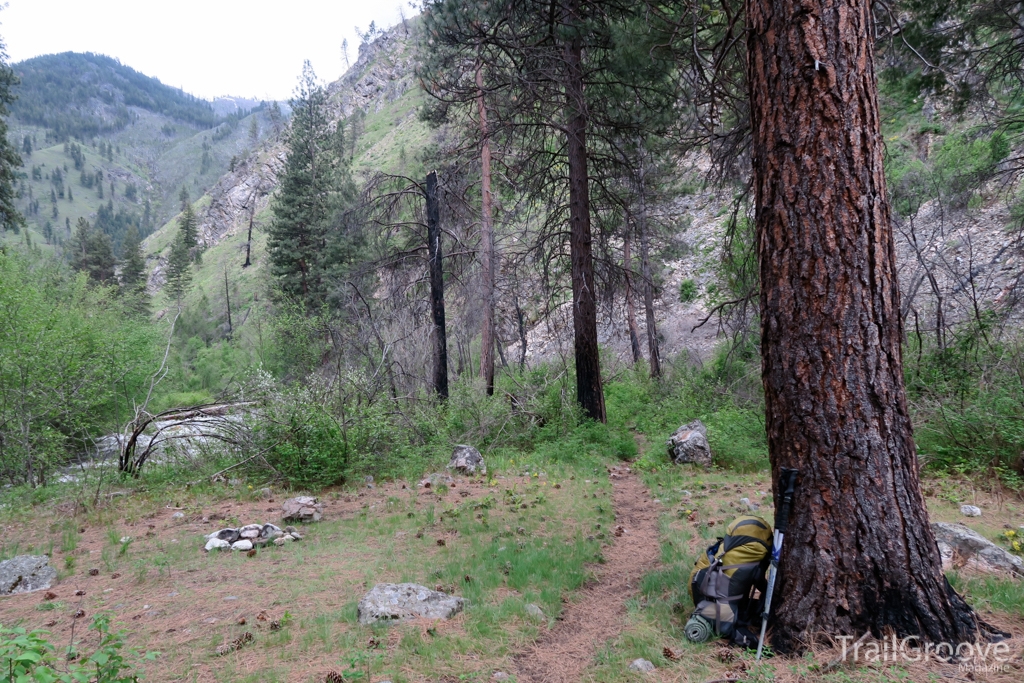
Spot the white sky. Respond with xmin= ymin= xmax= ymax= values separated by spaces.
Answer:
xmin=2 ymin=0 xmax=414 ymax=102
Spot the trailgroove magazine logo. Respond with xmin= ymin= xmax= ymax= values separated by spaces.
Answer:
xmin=837 ymin=635 xmax=1012 ymax=673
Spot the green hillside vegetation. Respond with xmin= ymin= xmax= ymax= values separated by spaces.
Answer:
xmin=11 ymin=138 xmax=151 ymax=254
xmin=12 ymin=52 xmax=219 ymax=139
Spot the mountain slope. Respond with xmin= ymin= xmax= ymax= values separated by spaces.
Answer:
xmin=12 ymin=52 xmax=219 ymax=139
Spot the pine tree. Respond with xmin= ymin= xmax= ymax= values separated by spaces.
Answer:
xmin=67 ymin=185 xmax=73 ymax=202
xmin=69 ymin=218 xmax=116 ymax=283
xmin=178 ymin=201 xmax=200 ymax=262
xmin=268 ymin=61 xmax=356 ymax=308
xmin=120 ymin=225 xmax=146 ymax=287
xmin=164 ymin=232 xmax=192 ymax=303
xmin=119 ymin=224 xmax=150 ymax=316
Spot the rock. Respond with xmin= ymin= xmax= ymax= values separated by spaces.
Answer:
xmin=204 ymin=538 xmax=231 ymax=552
xmin=933 ymin=522 xmax=1024 ymax=578
xmin=281 ymin=496 xmax=323 ymax=522
xmin=357 ymin=583 xmax=465 ymax=625
xmin=493 ymin=673 xmax=510 ymax=681
xmin=273 ymin=536 xmax=293 ymax=546
xmin=258 ymin=523 xmax=284 ymax=542
xmin=207 ymin=528 xmax=240 ymax=544
xmin=525 ymin=603 xmax=544 ymax=619
xmin=172 ymin=511 xmax=185 ymax=520
xmin=448 ymin=445 xmax=486 ymax=475
xmin=238 ymin=524 xmax=262 ymax=539
xmin=419 ymin=472 xmax=454 ymax=488
xmin=0 ymin=555 xmax=57 ymax=595
xmin=960 ymin=505 xmax=982 ymax=517
xmin=629 ymin=658 xmax=656 ymax=673
xmin=740 ymin=497 xmax=759 ymax=512
xmin=231 ymin=540 xmax=254 ymax=551
xmin=255 ymin=487 xmax=272 ymax=500
xmin=667 ymin=420 xmax=713 ymax=467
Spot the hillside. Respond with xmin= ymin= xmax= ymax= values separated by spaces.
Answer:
xmin=12 ymin=52 xmax=219 ymax=139
xmin=5 ymin=53 xmax=281 ymax=248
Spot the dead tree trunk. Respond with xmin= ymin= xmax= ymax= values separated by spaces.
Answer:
xmin=623 ymin=232 xmax=643 ymax=364
xmin=634 ymin=159 xmax=659 ymax=378
xmin=426 ymin=170 xmax=449 ymax=400
xmin=747 ymin=0 xmax=982 ymax=651
xmin=564 ymin=12 xmax=605 ymax=422
xmin=224 ymin=269 xmax=233 ymax=339
xmin=476 ymin=60 xmax=496 ymax=396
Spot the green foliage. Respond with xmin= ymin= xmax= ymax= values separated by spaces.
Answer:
xmin=0 ymin=35 xmax=24 ymax=234
xmin=164 ymin=231 xmax=193 ymax=303
xmin=268 ymin=62 xmax=359 ymax=309
xmin=0 ymin=614 xmax=153 ymax=682
xmin=0 ymin=251 xmax=156 ymax=486
xmin=678 ymin=278 xmax=697 ymax=303
xmin=907 ymin=326 xmax=1024 ymax=485
xmin=12 ymin=52 xmax=220 ymax=140
xmin=69 ymin=217 xmax=116 ymax=283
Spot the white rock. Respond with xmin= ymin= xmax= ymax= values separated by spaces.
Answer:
xmin=231 ymin=540 xmax=253 ymax=551
xmin=525 ymin=603 xmax=544 ymax=619
xmin=960 ymin=505 xmax=982 ymax=517
xmin=357 ymin=583 xmax=465 ymax=625
xmin=933 ymin=522 xmax=1023 ymax=578
xmin=172 ymin=512 xmax=185 ymax=520
xmin=447 ymin=444 xmax=486 ymax=474
xmin=629 ymin=658 xmax=655 ymax=673
xmin=667 ymin=420 xmax=712 ymax=467
xmin=204 ymin=538 xmax=230 ymax=552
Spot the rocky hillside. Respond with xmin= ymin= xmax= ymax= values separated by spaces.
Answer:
xmin=139 ymin=21 xmax=1024 ymax=370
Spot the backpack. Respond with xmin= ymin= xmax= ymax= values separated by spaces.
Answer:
xmin=687 ymin=515 xmax=772 ymax=647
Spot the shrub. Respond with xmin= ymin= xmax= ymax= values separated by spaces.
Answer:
xmin=678 ymin=278 xmax=698 ymax=303
xmin=0 ymin=614 xmax=153 ymax=682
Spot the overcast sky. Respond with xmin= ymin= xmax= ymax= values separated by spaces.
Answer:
xmin=2 ymin=0 xmax=413 ymax=102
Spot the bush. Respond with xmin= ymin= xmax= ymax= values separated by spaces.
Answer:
xmin=678 ymin=278 xmax=698 ymax=303
xmin=0 ymin=614 xmax=153 ymax=682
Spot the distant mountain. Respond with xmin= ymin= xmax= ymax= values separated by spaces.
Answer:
xmin=12 ymin=52 xmax=220 ymax=140
xmin=211 ymin=96 xmax=266 ymax=117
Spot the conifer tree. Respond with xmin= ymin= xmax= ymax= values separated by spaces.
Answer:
xmin=70 ymin=218 xmax=116 ymax=283
xmin=119 ymin=224 xmax=150 ymax=316
xmin=268 ymin=61 xmax=355 ymax=309
xmin=164 ymin=233 xmax=192 ymax=303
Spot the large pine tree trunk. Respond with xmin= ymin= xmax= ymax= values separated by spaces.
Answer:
xmin=635 ymin=150 xmax=661 ymax=379
xmin=476 ymin=61 xmax=496 ymax=396
xmin=564 ymin=10 xmax=606 ymax=422
xmin=747 ymin=0 xmax=980 ymax=651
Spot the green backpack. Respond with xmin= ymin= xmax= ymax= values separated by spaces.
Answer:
xmin=686 ymin=515 xmax=772 ymax=646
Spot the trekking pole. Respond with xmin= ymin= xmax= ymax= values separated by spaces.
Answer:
xmin=756 ymin=467 xmax=798 ymax=660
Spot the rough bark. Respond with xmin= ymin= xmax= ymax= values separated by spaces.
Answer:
xmin=476 ymin=61 xmax=496 ymax=396
xmin=564 ymin=13 xmax=606 ymax=423
xmin=623 ymin=233 xmax=643 ymax=364
xmin=747 ymin=0 xmax=980 ymax=651
xmin=426 ymin=171 xmax=449 ymax=400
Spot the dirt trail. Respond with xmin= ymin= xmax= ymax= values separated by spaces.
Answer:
xmin=514 ymin=464 xmax=662 ymax=682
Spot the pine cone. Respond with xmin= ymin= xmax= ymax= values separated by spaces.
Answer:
xmin=324 ymin=672 xmax=344 ymax=683
xmin=663 ymin=646 xmax=681 ymax=661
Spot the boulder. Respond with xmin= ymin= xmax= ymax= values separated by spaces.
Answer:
xmin=960 ymin=505 xmax=982 ymax=517
xmin=0 ymin=555 xmax=57 ymax=595
xmin=357 ymin=583 xmax=465 ymax=625
xmin=932 ymin=522 xmax=1024 ymax=578
xmin=207 ymin=528 xmax=240 ymax=544
xmin=258 ymin=523 xmax=284 ymax=542
xmin=447 ymin=445 xmax=486 ymax=475
xmin=282 ymin=496 xmax=323 ymax=522
xmin=238 ymin=524 xmax=262 ymax=539
xmin=667 ymin=420 xmax=712 ymax=467
xmin=231 ymin=539 xmax=254 ymax=551
xmin=629 ymin=658 xmax=656 ymax=673
xmin=205 ymin=538 xmax=231 ymax=552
